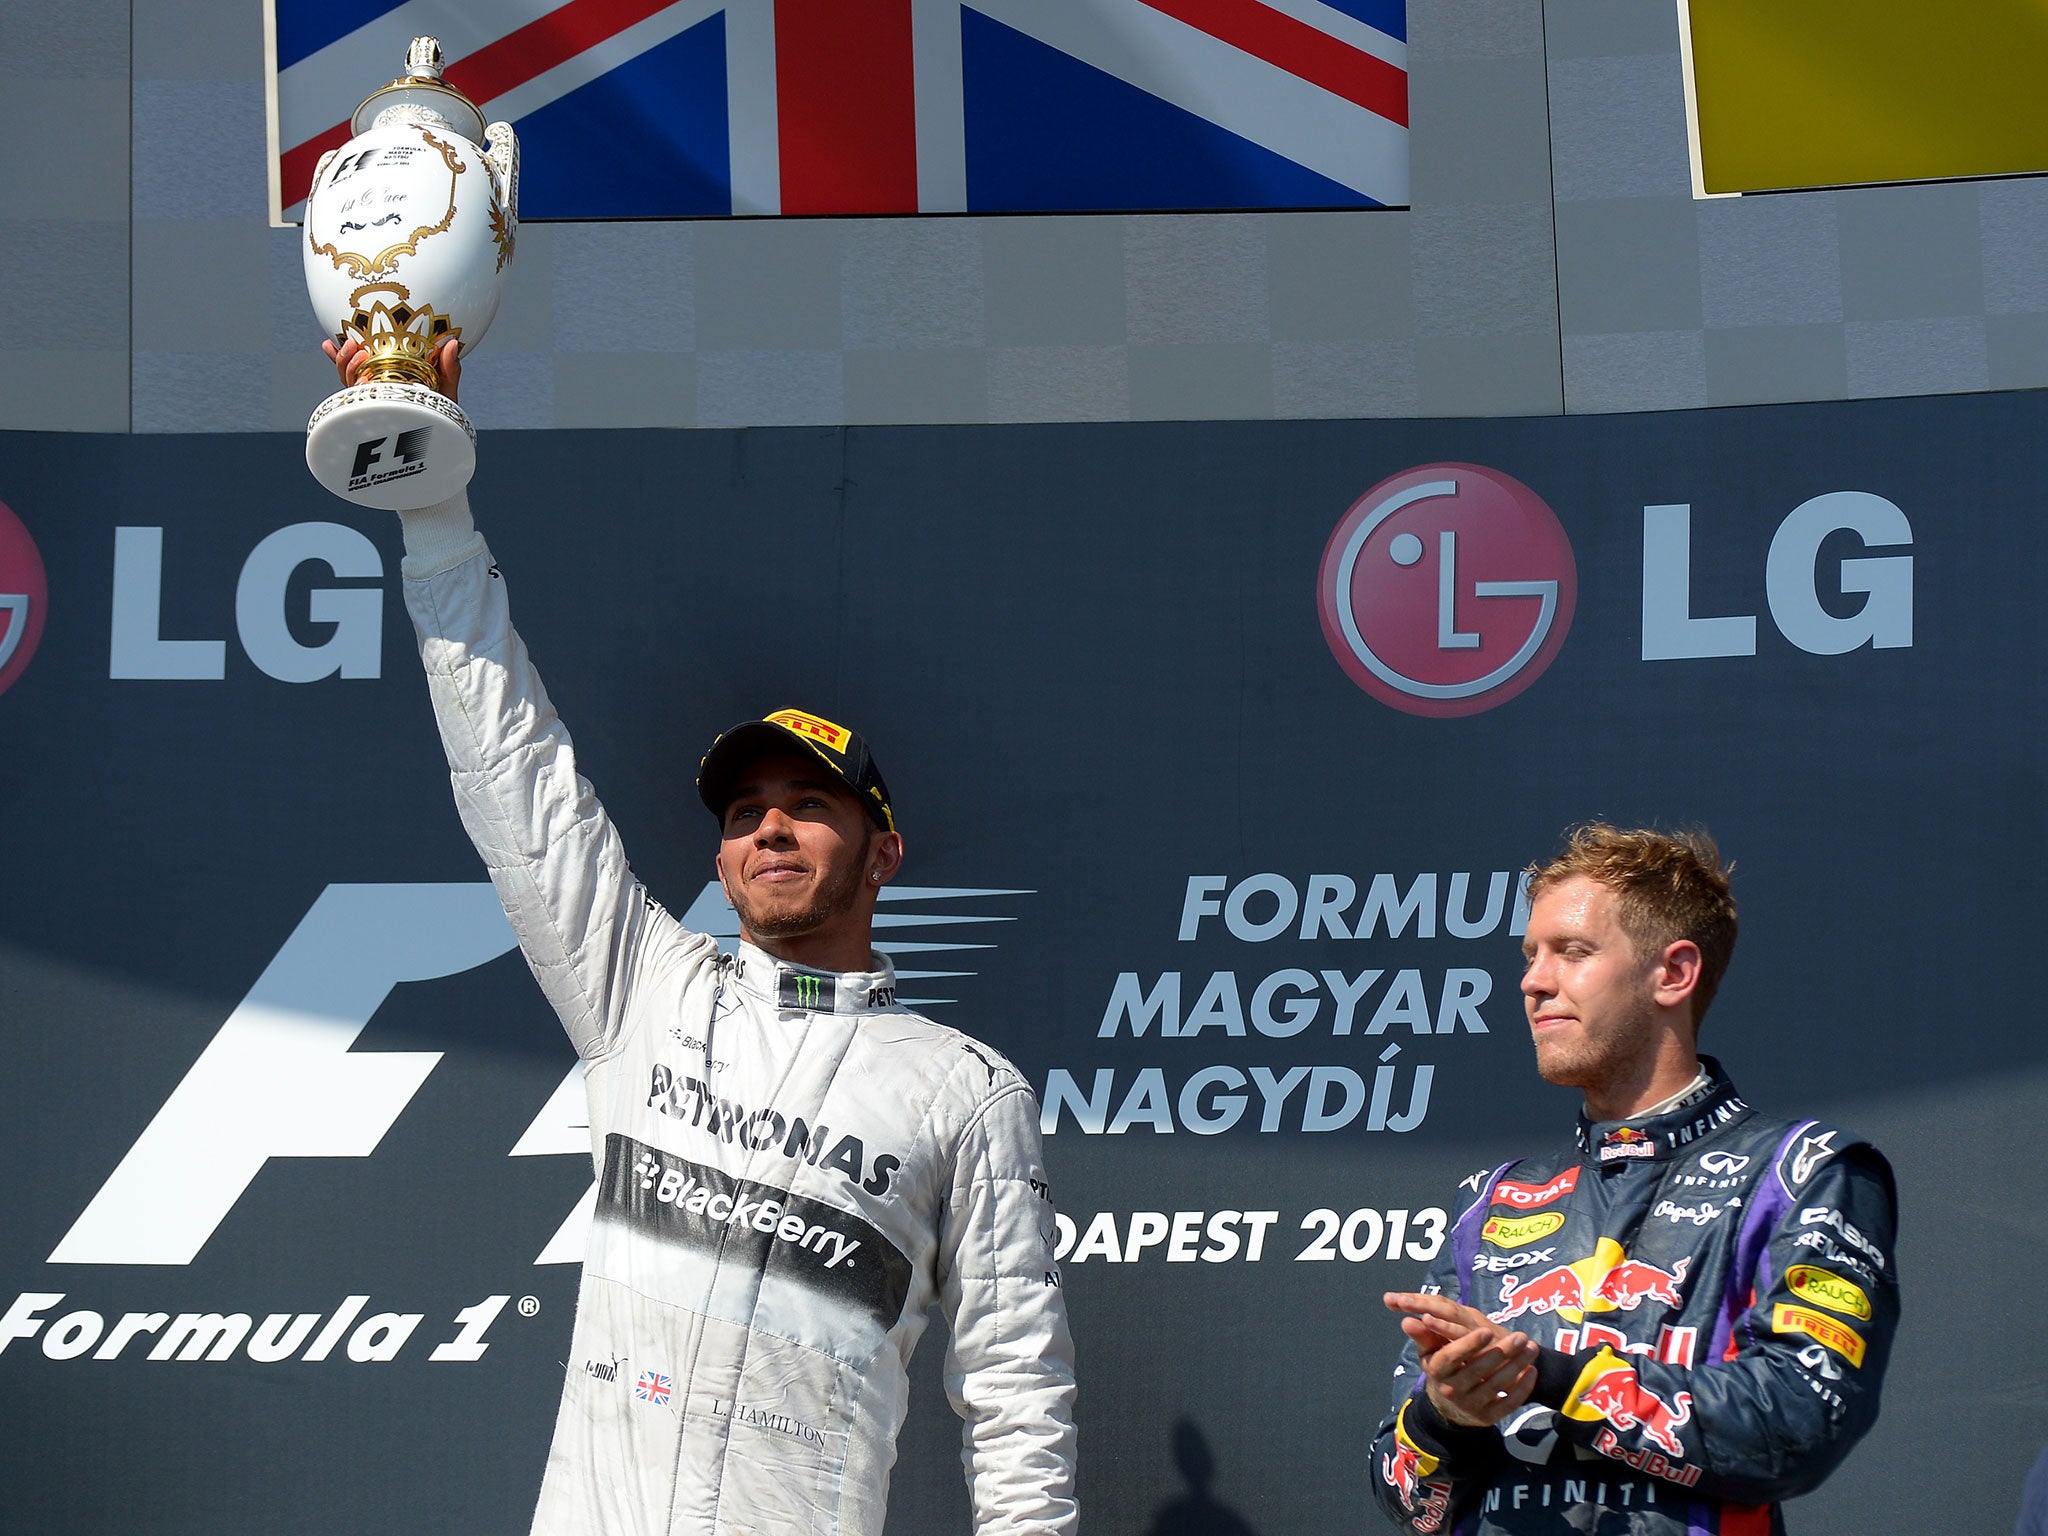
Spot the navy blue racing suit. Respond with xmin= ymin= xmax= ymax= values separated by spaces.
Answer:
xmin=1369 ymin=1059 xmax=1898 ymax=1535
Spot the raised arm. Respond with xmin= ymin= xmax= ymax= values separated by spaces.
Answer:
xmin=370 ymin=340 xmax=705 ymax=1061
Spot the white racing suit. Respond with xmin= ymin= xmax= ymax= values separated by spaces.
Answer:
xmin=398 ymin=497 xmax=1078 ymax=1536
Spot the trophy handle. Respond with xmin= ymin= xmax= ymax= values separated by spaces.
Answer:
xmin=309 ymin=147 xmax=339 ymax=202
xmin=485 ymin=122 xmax=519 ymax=225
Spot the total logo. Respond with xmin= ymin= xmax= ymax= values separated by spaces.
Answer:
xmin=1317 ymin=463 xmax=1575 ymax=719
xmin=0 ymin=497 xmax=48 ymax=697
xmin=1317 ymin=464 xmax=1916 ymax=717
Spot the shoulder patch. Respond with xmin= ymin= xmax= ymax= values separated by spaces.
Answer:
xmin=959 ymin=1038 xmax=1017 ymax=1088
xmin=1779 ymin=1125 xmax=1840 ymax=1191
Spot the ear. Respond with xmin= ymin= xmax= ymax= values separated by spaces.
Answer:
xmin=867 ymin=829 xmax=905 ymax=887
xmin=713 ymin=847 xmax=736 ymax=907
xmin=1650 ymin=938 xmax=1703 ymax=1011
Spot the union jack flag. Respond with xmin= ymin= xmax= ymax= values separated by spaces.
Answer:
xmin=635 ymin=1370 xmax=673 ymax=1403
xmin=267 ymin=0 xmax=1407 ymax=221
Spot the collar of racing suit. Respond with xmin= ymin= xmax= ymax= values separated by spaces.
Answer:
xmin=1572 ymin=1055 xmax=1752 ymax=1166
xmin=724 ymin=940 xmax=902 ymax=1015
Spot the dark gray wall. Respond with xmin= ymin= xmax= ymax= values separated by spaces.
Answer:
xmin=2 ymin=398 xmax=2041 ymax=1532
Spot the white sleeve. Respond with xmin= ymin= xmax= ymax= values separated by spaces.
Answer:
xmin=398 ymin=492 xmax=707 ymax=1060
xmin=937 ymin=1077 xmax=1079 ymax=1535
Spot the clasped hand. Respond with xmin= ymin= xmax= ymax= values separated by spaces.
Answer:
xmin=1383 ymin=1290 xmax=1538 ymax=1428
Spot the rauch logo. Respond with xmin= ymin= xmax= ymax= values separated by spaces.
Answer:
xmin=1316 ymin=463 xmax=1575 ymax=718
xmin=0 ymin=497 xmax=48 ymax=697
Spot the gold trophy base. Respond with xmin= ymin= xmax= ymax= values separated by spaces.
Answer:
xmin=305 ymin=380 xmax=477 ymax=510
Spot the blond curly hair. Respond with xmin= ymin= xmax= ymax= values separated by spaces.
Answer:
xmin=1527 ymin=824 xmax=1739 ymax=1026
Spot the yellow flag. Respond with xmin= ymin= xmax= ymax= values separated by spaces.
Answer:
xmin=1684 ymin=0 xmax=2048 ymax=194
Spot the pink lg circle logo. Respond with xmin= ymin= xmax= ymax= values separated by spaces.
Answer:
xmin=1317 ymin=463 xmax=1576 ymax=718
xmin=0 ymin=498 xmax=48 ymax=697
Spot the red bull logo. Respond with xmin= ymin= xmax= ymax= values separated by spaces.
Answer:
xmin=1568 ymin=1319 xmax=1699 ymax=1368
xmin=1598 ymin=1125 xmax=1656 ymax=1162
xmin=1492 ymin=1262 xmax=1586 ymax=1321
xmin=1382 ymin=1441 xmax=1424 ymax=1503
xmin=1594 ymin=1255 xmax=1690 ymax=1308
xmin=1381 ymin=1442 xmax=1451 ymax=1530
xmin=1590 ymin=1427 xmax=1702 ymax=1488
xmin=1491 ymin=1244 xmax=1690 ymax=1324
xmin=1575 ymin=1367 xmax=1692 ymax=1457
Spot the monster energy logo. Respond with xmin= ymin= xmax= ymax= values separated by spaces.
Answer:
xmin=779 ymin=971 xmax=835 ymax=1011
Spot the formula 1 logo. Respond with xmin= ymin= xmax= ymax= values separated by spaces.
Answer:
xmin=48 ymin=885 xmax=519 ymax=1267
xmin=347 ymin=428 xmax=430 ymax=492
xmin=51 ymin=880 xmax=1021 ymax=1267
xmin=0 ymin=497 xmax=49 ymax=697
xmin=1317 ymin=463 xmax=1576 ymax=718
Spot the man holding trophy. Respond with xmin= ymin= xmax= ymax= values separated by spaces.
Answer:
xmin=311 ymin=42 xmax=1077 ymax=1536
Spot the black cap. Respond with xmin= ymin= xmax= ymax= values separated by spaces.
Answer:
xmin=697 ymin=708 xmax=895 ymax=832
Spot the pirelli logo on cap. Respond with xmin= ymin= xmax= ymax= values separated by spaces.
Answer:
xmin=768 ymin=709 xmax=851 ymax=753
xmin=1772 ymin=1303 xmax=1867 ymax=1367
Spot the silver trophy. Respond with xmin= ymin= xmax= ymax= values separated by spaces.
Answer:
xmin=302 ymin=37 xmax=517 ymax=508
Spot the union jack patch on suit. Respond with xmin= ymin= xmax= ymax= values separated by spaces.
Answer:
xmin=635 ymin=1370 xmax=672 ymax=1404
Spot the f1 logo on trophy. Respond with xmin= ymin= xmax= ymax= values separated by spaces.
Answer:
xmin=302 ymin=38 xmax=516 ymax=508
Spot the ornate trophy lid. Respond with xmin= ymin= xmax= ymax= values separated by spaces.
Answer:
xmin=350 ymin=36 xmax=487 ymax=142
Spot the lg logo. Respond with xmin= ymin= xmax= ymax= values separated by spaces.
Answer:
xmin=110 ymin=522 xmax=384 ymax=681
xmin=1642 ymin=493 xmax=1912 ymax=659
xmin=0 ymin=498 xmax=48 ymax=698
xmin=1319 ymin=464 xmax=1916 ymax=716
xmin=1317 ymin=464 xmax=1576 ymax=719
